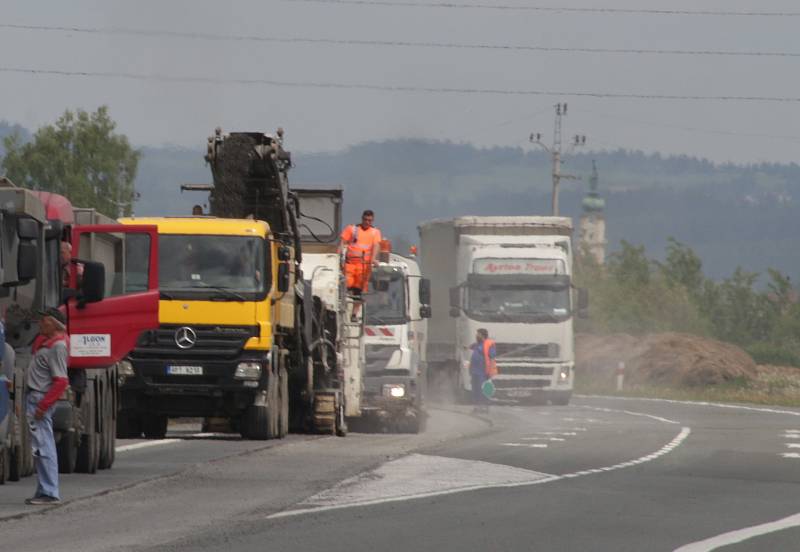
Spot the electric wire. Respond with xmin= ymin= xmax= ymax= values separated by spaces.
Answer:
xmin=2 ymin=23 xmax=797 ymax=58
xmin=3 ymin=66 xmax=800 ymax=103
xmin=282 ymin=0 xmax=800 ymax=17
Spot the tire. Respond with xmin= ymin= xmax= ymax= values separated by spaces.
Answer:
xmin=98 ymin=383 xmax=115 ymax=470
xmin=279 ymin=368 xmax=289 ymax=438
xmin=551 ymin=392 xmax=572 ymax=406
xmin=76 ymin=390 xmax=99 ymax=474
xmin=142 ymin=415 xmax=168 ymax=439
xmin=117 ymin=411 xmax=143 ymax=439
xmin=242 ymin=405 xmax=272 ymax=440
xmin=335 ymin=400 xmax=347 ymax=437
xmin=57 ymin=430 xmax=78 ymax=474
xmin=0 ymin=445 xmax=9 ymax=484
xmin=9 ymin=443 xmax=22 ymax=482
xmin=270 ymin=373 xmax=279 ymax=439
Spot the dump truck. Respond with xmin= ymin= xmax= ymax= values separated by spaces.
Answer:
xmin=361 ymin=245 xmax=431 ymax=431
xmin=419 ymin=216 xmax=587 ymax=405
xmin=0 ymin=178 xmax=160 ymax=481
xmin=118 ymin=129 xmax=347 ymax=438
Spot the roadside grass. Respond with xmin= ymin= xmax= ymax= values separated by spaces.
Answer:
xmin=575 ymin=366 xmax=800 ymax=408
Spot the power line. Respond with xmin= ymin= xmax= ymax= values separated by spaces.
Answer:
xmin=4 ymin=66 xmax=800 ymax=103
xmin=283 ymin=0 xmax=800 ymax=17
xmin=2 ymin=23 xmax=798 ymax=58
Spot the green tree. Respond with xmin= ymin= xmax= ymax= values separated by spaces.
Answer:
xmin=659 ymin=237 xmax=704 ymax=299
xmin=1 ymin=106 xmax=139 ymax=217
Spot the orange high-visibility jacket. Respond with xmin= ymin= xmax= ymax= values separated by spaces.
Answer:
xmin=483 ymin=339 xmax=498 ymax=378
xmin=341 ymin=224 xmax=382 ymax=263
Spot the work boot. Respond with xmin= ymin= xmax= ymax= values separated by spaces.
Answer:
xmin=25 ymin=496 xmax=61 ymax=506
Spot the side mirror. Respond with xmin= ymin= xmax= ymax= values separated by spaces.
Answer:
xmin=449 ymin=307 xmax=460 ymax=318
xmin=449 ymin=286 xmax=461 ymax=309
xmin=419 ymin=278 xmax=431 ymax=306
xmin=17 ymin=242 xmax=37 ymax=282
xmin=45 ymin=220 xmax=64 ymax=240
xmin=277 ymin=263 xmax=291 ymax=293
xmin=419 ymin=305 xmax=432 ymax=319
xmin=79 ymin=260 xmax=106 ymax=305
xmin=577 ymin=288 xmax=589 ymax=319
xmin=17 ymin=218 xmax=39 ymax=240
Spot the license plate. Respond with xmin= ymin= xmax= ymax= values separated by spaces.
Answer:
xmin=507 ymin=389 xmax=532 ymax=398
xmin=167 ymin=365 xmax=203 ymax=376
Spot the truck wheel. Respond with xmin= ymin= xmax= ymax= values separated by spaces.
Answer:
xmin=242 ymin=405 xmax=273 ymax=440
xmin=76 ymin=430 xmax=98 ymax=474
xmin=142 ymin=415 xmax=168 ymax=439
xmin=57 ymin=431 xmax=78 ymax=474
xmin=98 ymin=384 xmax=115 ymax=469
xmin=551 ymin=393 xmax=571 ymax=406
xmin=117 ymin=411 xmax=143 ymax=439
xmin=0 ymin=445 xmax=9 ymax=484
xmin=279 ymin=368 xmax=289 ymax=438
xmin=9 ymin=443 xmax=22 ymax=481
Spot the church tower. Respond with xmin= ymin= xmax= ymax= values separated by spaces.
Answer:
xmin=579 ymin=161 xmax=607 ymax=264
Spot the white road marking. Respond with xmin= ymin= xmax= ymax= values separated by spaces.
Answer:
xmin=502 ymin=443 xmax=548 ymax=448
xmin=782 ymin=433 xmax=800 ymax=439
xmin=268 ymin=425 xmax=692 ymax=520
xmin=577 ymin=394 xmax=800 ymax=418
xmin=780 ymin=452 xmax=800 ymax=459
xmin=785 ymin=443 xmax=800 ymax=448
xmin=581 ymin=405 xmax=681 ymax=425
xmin=115 ymin=439 xmax=182 ymax=452
xmin=530 ymin=431 xmax=578 ymax=436
xmin=785 ymin=429 xmax=800 ymax=433
xmin=521 ymin=437 xmax=565 ymax=442
xmin=674 ymin=511 xmax=800 ymax=551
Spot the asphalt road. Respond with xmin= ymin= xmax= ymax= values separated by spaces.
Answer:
xmin=2 ymin=397 xmax=800 ymax=551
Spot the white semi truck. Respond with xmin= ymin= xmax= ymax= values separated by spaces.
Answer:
xmin=419 ymin=216 xmax=587 ymax=405
xmin=361 ymin=248 xmax=431 ymax=432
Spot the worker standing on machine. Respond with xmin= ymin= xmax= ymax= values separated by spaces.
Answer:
xmin=340 ymin=210 xmax=382 ymax=321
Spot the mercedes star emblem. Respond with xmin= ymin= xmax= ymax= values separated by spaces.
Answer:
xmin=174 ymin=326 xmax=197 ymax=349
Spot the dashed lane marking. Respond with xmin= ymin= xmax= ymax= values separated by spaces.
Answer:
xmin=521 ymin=437 xmax=565 ymax=442
xmin=581 ymin=405 xmax=680 ymax=425
xmin=268 ymin=425 xmax=691 ymax=520
xmin=780 ymin=453 xmax=800 ymax=459
xmin=674 ymin=511 xmax=800 ymax=551
xmin=785 ymin=443 xmax=800 ymax=448
xmin=530 ymin=431 xmax=578 ymax=436
xmin=115 ymin=439 xmax=182 ymax=452
xmin=502 ymin=443 xmax=548 ymax=448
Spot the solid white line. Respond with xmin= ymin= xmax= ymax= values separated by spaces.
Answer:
xmin=115 ymin=439 xmax=182 ymax=452
xmin=674 ymin=511 xmax=800 ymax=551
xmin=577 ymin=394 xmax=800 ymax=418
xmin=580 ymin=405 xmax=681 ymax=425
xmin=267 ymin=426 xmax=692 ymax=520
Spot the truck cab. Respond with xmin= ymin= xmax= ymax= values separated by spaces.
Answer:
xmin=361 ymin=248 xmax=431 ymax=432
xmin=117 ymin=216 xmax=293 ymax=440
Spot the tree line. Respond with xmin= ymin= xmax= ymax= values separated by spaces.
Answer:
xmin=576 ymin=240 xmax=800 ymax=367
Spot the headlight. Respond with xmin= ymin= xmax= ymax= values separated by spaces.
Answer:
xmin=235 ymin=362 xmax=262 ymax=380
xmin=558 ymin=366 xmax=570 ymax=382
xmin=119 ymin=360 xmax=135 ymax=377
xmin=382 ymin=384 xmax=406 ymax=399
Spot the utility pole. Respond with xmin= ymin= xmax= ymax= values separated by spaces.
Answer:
xmin=530 ymin=103 xmax=586 ymax=216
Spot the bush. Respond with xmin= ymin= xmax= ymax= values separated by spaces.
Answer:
xmin=746 ymin=343 xmax=800 ymax=368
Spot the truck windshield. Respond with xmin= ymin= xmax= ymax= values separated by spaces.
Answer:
xmin=467 ymin=284 xmax=570 ymax=322
xmin=366 ymin=269 xmax=406 ymax=325
xmin=159 ymin=234 xmax=267 ymax=300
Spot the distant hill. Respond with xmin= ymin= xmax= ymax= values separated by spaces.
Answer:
xmin=3 ymin=125 xmax=799 ymax=280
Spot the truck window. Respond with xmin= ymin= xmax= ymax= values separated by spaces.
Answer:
xmin=366 ymin=268 xmax=406 ymax=325
xmin=158 ymin=234 xmax=269 ymax=300
xmin=77 ymin=231 xmax=151 ymax=298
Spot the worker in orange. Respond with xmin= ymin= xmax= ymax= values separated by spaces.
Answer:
xmin=341 ymin=210 xmax=382 ymax=321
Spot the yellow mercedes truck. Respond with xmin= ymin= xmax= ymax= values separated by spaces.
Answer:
xmin=117 ymin=216 xmax=297 ymax=439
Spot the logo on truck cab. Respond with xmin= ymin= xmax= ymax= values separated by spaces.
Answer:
xmin=174 ymin=327 xmax=197 ymax=349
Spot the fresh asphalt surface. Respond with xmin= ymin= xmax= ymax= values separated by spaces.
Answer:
xmin=2 ymin=397 xmax=800 ymax=551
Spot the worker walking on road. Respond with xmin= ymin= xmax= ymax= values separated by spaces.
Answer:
xmin=469 ymin=328 xmax=497 ymax=413
xmin=341 ymin=209 xmax=382 ymax=321
xmin=25 ymin=308 xmax=69 ymax=505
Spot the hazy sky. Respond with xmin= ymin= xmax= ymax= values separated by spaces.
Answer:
xmin=2 ymin=0 xmax=800 ymax=162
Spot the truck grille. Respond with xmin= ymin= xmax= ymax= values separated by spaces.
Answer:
xmin=495 ymin=365 xmax=554 ymax=376
xmin=493 ymin=379 xmax=550 ymax=389
xmin=130 ymin=325 xmax=258 ymax=360
xmin=494 ymin=342 xmax=559 ymax=359
xmin=365 ymin=345 xmax=399 ymax=373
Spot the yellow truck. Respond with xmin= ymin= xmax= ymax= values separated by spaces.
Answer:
xmin=116 ymin=215 xmax=306 ymax=439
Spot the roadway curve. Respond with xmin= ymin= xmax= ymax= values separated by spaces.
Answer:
xmin=2 ymin=396 xmax=800 ymax=551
